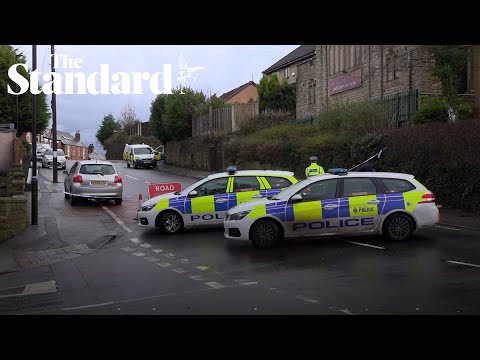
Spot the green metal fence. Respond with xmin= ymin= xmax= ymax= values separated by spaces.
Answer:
xmin=380 ymin=89 xmax=418 ymax=127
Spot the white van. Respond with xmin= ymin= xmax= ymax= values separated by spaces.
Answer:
xmin=123 ymin=144 xmax=157 ymax=169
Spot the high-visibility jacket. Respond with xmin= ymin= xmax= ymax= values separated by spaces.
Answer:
xmin=305 ymin=163 xmax=325 ymax=177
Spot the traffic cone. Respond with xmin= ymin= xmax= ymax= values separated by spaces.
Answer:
xmin=134 ymin=193 xmax=143 ymax=220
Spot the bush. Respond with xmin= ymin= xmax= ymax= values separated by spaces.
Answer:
xmin=458 ymin=102 xmax=473 ymax=120
xmin=412 ymin=96 xmax=449 ymax=124
xmin=236 ymin=114 xmax=293 ymax=136
xmin=316 ymin=101 xmax=390 ymax=135
xmin=19 ymin=138 xmax=31 ymax=155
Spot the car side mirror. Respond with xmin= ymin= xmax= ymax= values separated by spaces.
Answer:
xmin=63 ymin=170 xmax=68 ymax=175
xmin=188 ymin=190 xmax=198 ymax=198
xmin=290 ymin=194 xmax=303 ymax=203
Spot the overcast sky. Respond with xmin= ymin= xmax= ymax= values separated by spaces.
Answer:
xmin=13 ymin=45 xmax=298 ymax=151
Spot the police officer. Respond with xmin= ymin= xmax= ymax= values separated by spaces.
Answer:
xmin=305 ymin=156 xmax=325 ymax=178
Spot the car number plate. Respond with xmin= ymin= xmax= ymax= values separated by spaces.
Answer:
xmin=144 ymin=160 xmax=151 ymax=163
xmin=90 ymin=180 xmax=107 ymax=186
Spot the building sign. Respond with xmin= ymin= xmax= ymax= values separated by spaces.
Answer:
xmin=148 ymin=182 xmax=182 ymax=199
xmin=328 ymin=69 xmax=362 ymax=95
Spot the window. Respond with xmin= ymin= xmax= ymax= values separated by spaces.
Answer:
xmin=134 ymin=147 xmax=152 ymax=155
xmin=296 ymin=179 xmax=338 ymax=202
xmin=387 ymin=54 xmax=400 ymax=81
xmin=232 ymin=176 xmax=260 ymax=192
xmin=378 ymin=178 xmax=415 ymax=194
xmin=342 ymin=178 xmax=377 ymax=197
xmin=284 ymin=67 xmax=289 ymax=79
xmin=69 ymin=162 xmax=79 ymax=175
xmin=194 ymin=177 xmax=229 ymax=197
xmin=264 ymin=177 xmax=292 ymax=189
xmin=79 ymin=164 xmax=116 ymax=175
xmin=308 ymin=80 xmax=316 ymax=104
xmin=328 ymin=45 xmax=362 ymax=75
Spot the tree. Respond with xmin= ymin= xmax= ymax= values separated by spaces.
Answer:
xmin=474 ymin=46 xmax=480 ymax=117
xmin=96 ymin=113 xmax=121 ymax=147
xmin=163 ymin=87 xmax=206 ymax=140
xmin=149 ymin=94 xmax=169 ymax=144
xmin=264 ymin=83 xmax=296 ymax=112
xmin=118 ymin=104 xmax=140 ymax=131
xmin=426 ymin=45 xmax=469 ymax=122
xmin=0 ymin=45 xmax=50 ymax=134
xmin=257 ymin=73 xmax=280 ymax=109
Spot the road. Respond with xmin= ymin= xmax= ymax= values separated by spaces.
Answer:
xmin=1 ymin=160 xmax=479 ymax=314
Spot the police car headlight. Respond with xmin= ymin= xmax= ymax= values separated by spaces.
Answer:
xmin=141 ymin=204 xmax=155 ymax=212
xmin=228 ymin=210 xmax=250 ymax=221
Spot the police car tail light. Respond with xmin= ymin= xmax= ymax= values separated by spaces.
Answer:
xmin=73 ymin=175 xmax=83 ymax=183
xmin=114 ymin=175 xmax=123 ymax=183
xmin=419 ymin=193 xmax=435 ymax=204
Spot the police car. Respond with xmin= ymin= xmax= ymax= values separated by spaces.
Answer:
xmin=137 ymin=167 xmax=298 ymax=233
xmin=224 ymin=169 xmax=439 ymax=248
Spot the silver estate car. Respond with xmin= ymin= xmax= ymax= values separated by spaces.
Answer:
xmin=42 ymin=148 xmax=67 ymax=169
xmin=64 ymin=160 xmax=123 ymax=206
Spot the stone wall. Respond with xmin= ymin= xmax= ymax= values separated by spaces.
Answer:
xmin=0 ymin=196 xmax=27 ymax=243
xmin=0 ymin=127 xmax=16 ymax=176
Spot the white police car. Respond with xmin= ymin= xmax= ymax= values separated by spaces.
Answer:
xmin=138 ymin=167 xmax=298 ymax=234
xmin=224 ymin=169 xmax=439 ymax=248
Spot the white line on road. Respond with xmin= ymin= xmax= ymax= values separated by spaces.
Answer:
xmin=163 ymin=253 xmax=176 ymax=258
xmin=130 ymin=238 xmax=141 ymax=243
xmin=205 ymin=281 xmax=227 ymax=289
xmin=240 ymin=282 xmax=258 ymax=286
xmin=101 ymin=205 xmax=133 ymax=233
xmin=144 ymin=257 xmax=160 ymax=262
xmin=0 ymin=280 xmax=57 ymax=299
xmin=445 ymin=260 xmax=480 ymax=268
xmin=145 ymin=181 xmax=150 ymax=184
xmin=140 ymin=243 xmax=152 ymax=248
xmin=120 ymin=247 xmax=135 ymax=252
xmin=132 ymin=252 xmax=146 ymax=257
xmin=196 ymin=265 xmax=209 ymax=271
xmin=152 ymin=249 xmax=164 ymax=253
xmin=172 ymin=268 xmax=188 ymax=274
xmin=439 ymin=222 xmax=480 ymax=231
xmin=179 ymin=258 xmax=190 ymax=263
xmin=435 ymin=225 xmax=461 ymax=231
xmin=296 ymin=295 xmax=319 ymax=304
xmin=124 ymin=174 xmax=140 ymax=180
xmin=344 ymin=240 xmax=386 ymax=250
xmin=157 ymin=262 xmax=172 ymax=267
xmin=189 ymin=275 xmax=207 ymax=281
xmin=339 ymin=309 xmax=354 ymax=315
xmin=62 ymin=302 xmax=115 ymax=311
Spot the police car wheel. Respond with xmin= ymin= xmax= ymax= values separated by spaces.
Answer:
xmin=251 ymin=220 xmax=281 ymax=249
xmin=384 ymin=213 xmax=414 ymax=241
xmin=160 ymin=211 xmax=183 ymax=234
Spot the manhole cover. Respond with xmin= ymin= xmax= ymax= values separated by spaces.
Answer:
xmin=15 ymin=244 xmax=91 ymax=268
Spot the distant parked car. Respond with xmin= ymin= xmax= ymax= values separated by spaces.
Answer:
xmin=36 ymin=144 xmax=51 ymax=161
xmin=42 ymin=149 xmax=66 ymax=169
xmin=63 ymin=160 xmax=123 ymax=206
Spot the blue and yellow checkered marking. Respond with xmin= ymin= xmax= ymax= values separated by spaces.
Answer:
xmin=266 ymin=202 xmax=287 ymax=221
xmin=214 ymin=194 xmax=229 ymax=212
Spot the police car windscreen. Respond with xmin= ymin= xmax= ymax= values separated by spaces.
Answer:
xmin=271 ymin=179 xmax=310 ymax=200
xmin=135 ymin=148 xmax=152 ymax=155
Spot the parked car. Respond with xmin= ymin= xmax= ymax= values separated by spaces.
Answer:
xmin=42 ymin=149 xmax=67 ymax=169
xmin=63 ymin=160 xmax=123 ymax=206
xmin=124 ymin=143 xmax=157 ymax=169
xmin=36 ymin=144 xmax=51 ymax=161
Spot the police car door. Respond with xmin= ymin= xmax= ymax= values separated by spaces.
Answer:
xmin=187 ymin=177 xmax=229 ymax=226
xmin=338 ymin=177 xmax=381 ymax=234
xmin=286 ymin=179 xmax=340 ymax=237
xmin=229 ymin=176 xmax=262 ymax=208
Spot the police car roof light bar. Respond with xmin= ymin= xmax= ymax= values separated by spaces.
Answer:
xmin=328 ymin=168 xmax=349 ymax=175
xmin=226 ymin=166 xmax=237 ymax=175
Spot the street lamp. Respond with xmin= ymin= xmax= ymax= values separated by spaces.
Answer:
xmin=14 ymin=53 xmax=20 ymax=134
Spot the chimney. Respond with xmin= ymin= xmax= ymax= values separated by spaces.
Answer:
xmin=75 ymin=130 xmax=80 ymax=142
xmin=88 ymin=144 xmax=94 ymax=153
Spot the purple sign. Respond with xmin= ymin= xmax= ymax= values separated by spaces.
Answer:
xmin=328 ymin=69 xmax=362 ymax=95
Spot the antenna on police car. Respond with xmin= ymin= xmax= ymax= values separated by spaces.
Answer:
xmin=349 ymin=147 xmax=387 ymax=171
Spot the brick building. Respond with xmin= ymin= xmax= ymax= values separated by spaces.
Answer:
xmin=295 ymin=45 xmax=475 ymax=120
xmin=219 ymin=81 xmax=258 ymax=104
xmin=263 ymin=45 xmax=316 ymax=84
xmin=24 ymin=129 xmax=89 ymax=160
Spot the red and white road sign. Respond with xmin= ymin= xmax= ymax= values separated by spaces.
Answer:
xmin=147 ymin=182 xmax=182 ymax=199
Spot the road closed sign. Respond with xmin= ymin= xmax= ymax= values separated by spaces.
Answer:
xmin=148 ymin=182 xmax=182 ymax=198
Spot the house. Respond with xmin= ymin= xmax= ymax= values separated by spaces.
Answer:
xmin=124 ymin=121 xmax=151 ymax=137
xmin=219 ymin=81 xmax=258 ymax=104
xmin=263 ymin=45 xmax=316 ymax=84
xmin=23 ymin=129 xmax=89 ymax=160
xmin=295 ymin=45 xmax=476 ymax=121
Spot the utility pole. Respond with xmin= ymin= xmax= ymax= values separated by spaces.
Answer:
xmin=51 ymin=45 xmax=58 ymax=182
xmin=15 ymin=54 xmax=20 ymax=134
xmin=31 ymin=45 xmax=38 ymax=225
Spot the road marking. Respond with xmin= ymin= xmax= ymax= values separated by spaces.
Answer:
xmin=130 ymin=238 xmax=141 ymax=243
xmin=120 ymin=247 xmax=135 ymax=252
xmin=446 ymin=260 xmax=480 ymax=268
xmin=62 ymin=302 xmax=115 ymax=311
xmin=0 ymin=280 xmax=57 ymax=299
xmin=125 ymin=174 xmax=139 ymax=180
xmin=157 ymin=262 xmax=172 ymax=267
xmin=144 ymin=257 xmax=160 ymax=262
xmin=145 ymin=181 xmax=150 ymax=184
xmin=240 ymin=282 xmax=258 ymax=286
xmin=339 ymin=309 xmax=354 ymax=315
xmin=172 ymin=268 xmax=188 ymax=274
xmin=132 ymin=252 xmax=146 ymax=257
xmin=152 ymin=249 xmax=164 ymax=253
xmin=205 ymin=281 xmax=227 ymax=289
xmin=163 ymin=253 xmax=175 ymax=258
xmin=196 ymin=265 xmax=209 ymax=271
xmin=189 ymin=275 xmax=207 ymax=281
xmin=439 ymin=222 xmax=480 ymax=231
xmin=344 ymin=240 xmax=386 ymax=250
xmin=101 ymin=205 xmax=133 ymax=233
xmin=296 ymin=295 xmax=318 ymax=304
xmin=179 ymin=258 xmax=190 ymax=264
xmin=435 ymin=225 xmax=461 ymax=231
xmin=140 ymin=243 xmax=152 ymax=248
